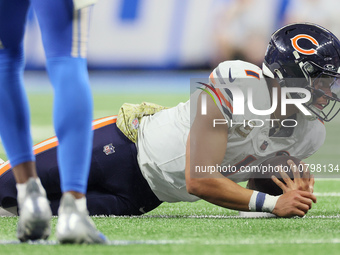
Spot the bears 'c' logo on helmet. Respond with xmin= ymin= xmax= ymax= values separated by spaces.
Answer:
xmin=291 ymin=34 xmax=319 ymax=55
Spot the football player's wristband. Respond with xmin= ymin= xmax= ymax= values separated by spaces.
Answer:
xmin=248 ymin=191 xmax=280 ymax=213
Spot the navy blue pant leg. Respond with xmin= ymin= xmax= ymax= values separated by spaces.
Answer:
xmin=0 ymin=122 xmax=162 ymax=216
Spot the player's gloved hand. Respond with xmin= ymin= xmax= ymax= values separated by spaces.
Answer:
xmin=271 ymin=160 xmax=315 ymax=193
xmin=272 ymin=190 xmax=316 ymax=217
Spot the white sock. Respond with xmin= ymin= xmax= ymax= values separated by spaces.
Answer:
xmin=74 ymin=197 xmax=87 ymax=213
xmin=16 ymin=183 xmax=27 ymax=206
xmin=16 ymin=178 xmax=46 ymax=206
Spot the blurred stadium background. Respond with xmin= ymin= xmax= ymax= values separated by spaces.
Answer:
xmin=23 ymin=0 xmax=340 ymax=69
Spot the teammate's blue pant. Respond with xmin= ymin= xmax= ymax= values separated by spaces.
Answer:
xmin=0 ymin=0 xmax=93 ymax=193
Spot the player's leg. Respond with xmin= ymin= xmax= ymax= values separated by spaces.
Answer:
xmin=0 ymin=117 xmax=162 ymax=216
xmin=87 ymin=120 xmax=162 ymax=216
xmin=31 ymin=0 xmax=105 ymax=244
xmin=49 ymin=119 xmax=162 ymax=216
xmin=38 ymin=116 xmax=161 ymax=216
xmin=0 ymin=1 xmax=37 ymax=183
xmin=31 ymin=0 xmax=93 ymax=198
xmin=0 ymin=0 xmax=51 ymax=241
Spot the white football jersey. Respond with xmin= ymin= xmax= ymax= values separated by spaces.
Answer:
xmin=137 ymin=60 xmax=326 ymax=203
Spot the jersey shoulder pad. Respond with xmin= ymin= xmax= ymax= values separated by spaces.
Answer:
xmin=210 ymin=60 xmax=263 ymax=86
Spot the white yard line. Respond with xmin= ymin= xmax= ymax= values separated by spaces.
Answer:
xmin=1 ymin=238 xmax=340 ymax=246
xmin=104 ymin=214 xmax=340 ymax=219
xmin=316 ymin=178 xmax=340 ymax=181
xmin=314 ymin=192 xmax=340 ymax=197
xmin=0 ymin=239 xmax=184 ymax=245
xmin=199 ymin=238 xmax=340 ymax=245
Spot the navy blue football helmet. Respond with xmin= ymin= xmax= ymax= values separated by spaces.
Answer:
xmin=263 ymin=22 xmax=340 ymax=122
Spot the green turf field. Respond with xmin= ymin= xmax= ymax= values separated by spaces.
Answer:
xmin=0 ymin=72 xmax=340 ymax=254
xmin=0 ymin=180 xmax=340 ymax=254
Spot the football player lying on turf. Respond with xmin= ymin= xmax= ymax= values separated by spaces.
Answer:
xmin=0 ymin=22 xmax=339 ymax=217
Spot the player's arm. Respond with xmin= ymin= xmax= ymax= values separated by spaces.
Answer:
xmin=185 ymin=92 xmax=252 ymax=211
xmin=185 ymin=93 xmax=316 ymax=217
